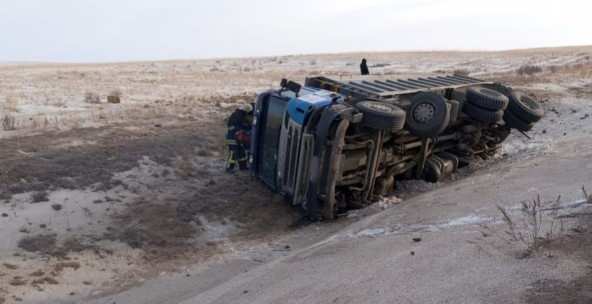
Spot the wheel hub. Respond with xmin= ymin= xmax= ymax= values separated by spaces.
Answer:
xmin=413 ymin=103 xmax=435 ymax=124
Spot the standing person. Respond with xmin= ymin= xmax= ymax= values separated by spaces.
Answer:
xmin=360 ymin=58 xmax=370 ymax=75
xmin=225 ymin=104 xmax=253 ymax=172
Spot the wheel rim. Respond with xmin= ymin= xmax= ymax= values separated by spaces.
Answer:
xmin=413 ymin=103 xmax=435 ymax=124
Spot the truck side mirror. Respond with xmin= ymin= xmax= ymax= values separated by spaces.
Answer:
xmin=286 ymin=81 xmax=302 ymax=95
xmin=280 ymin=79 xmax=302 ymax=96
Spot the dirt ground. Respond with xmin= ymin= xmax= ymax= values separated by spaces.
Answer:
xmin=1 ymin=46 xmax=592 ymax=303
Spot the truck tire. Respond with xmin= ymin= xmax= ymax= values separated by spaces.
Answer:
xmin=466 ymin=87 xmax=509 ymax=111
xmin=406 ymin=92 xmax=450 ymax=138
xmin=462 ymin=102 xmax=504 ymax=124
xmin=507 ymin=91 xmax=544 ymax=123
xmin=356 ymin=101 xmax=406 ymax=131
xmin=504 ymin=110 xmax=533 ymax=132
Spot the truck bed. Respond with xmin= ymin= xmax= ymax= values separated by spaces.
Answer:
xmin=305 ymin=75 xmax=492 ymax=100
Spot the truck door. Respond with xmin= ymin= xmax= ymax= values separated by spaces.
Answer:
xmin=254 ymin=94 xmax=288 ymax=190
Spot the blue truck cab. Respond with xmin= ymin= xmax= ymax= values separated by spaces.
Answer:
xmin=250 ymin=76 xmax=538 ymax=219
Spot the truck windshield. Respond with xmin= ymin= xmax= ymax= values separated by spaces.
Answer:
xmin=258 ymin=96 xmax=288 ymax=189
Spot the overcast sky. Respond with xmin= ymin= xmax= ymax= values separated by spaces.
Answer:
xmin=1 ymin=0 xmax=591 ymax=62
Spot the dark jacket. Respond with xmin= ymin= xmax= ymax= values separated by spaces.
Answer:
xmin=360 ymin=59 xmax=370 ymax=75
xmin=226 ymin=110 xmax=252 ymax=143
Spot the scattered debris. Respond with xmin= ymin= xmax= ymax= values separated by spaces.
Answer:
xmin=357 ymin=228 xmax=386 ymax=238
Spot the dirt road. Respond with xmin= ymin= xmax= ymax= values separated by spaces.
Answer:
xmin=86 ymin=134 xmax=592 ymax=304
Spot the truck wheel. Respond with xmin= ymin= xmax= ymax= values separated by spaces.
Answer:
xmin=466 ymin=87 xmax=509 ymax=111
xmin=356 ymin=101 xmax=406 ymax=131
xmin=504 ymin=110 xmax=533 ymax=132
xmin=507 ymin=91 xmax=544 ymax=123
xmin=406 ymin=92 xmax=450 ymax=138
xmin=462 ymin=102 xmax=504 ymax=124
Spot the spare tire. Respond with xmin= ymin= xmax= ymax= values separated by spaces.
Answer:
xmin=356 ymin=101 xmax=406 ymax=131
xmin=463 ymin=102 xmax=504 ymax=124
xmin=466 ymin=87 xmax=509 ymax=111
xmin=504 ymin=110 xmax=533 ymax=132
xmin=507 ymin=91 xmax=544 ymax=123
xmin=406 ymin=92 xmax=450 ymax=138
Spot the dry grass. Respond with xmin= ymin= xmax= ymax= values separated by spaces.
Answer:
xmin=582 ymin=186 xmax=592 ymax=204
xmin=453 ymin=69 xmax=471 ymax=77
xmin=497 ymin=187 xmax=592 ymax=257
xmin=2 ymin=115 xmax=16 ymax=131
xmin=497 ymin=194 xmax=562 ymax=257
xmin=3 ymin=96 xmax=19 ymax=112
xmin=517 ymin=65 xmax=543 ymax=76
xmin=84 ymin=92 xmax=101 ymax=104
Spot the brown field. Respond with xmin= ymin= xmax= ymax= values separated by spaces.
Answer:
xmin=1 ymin=45 xmax=592 ymax=304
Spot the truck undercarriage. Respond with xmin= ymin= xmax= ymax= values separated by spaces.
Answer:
xmin=251 ymin=75 xmax=544 ymax=219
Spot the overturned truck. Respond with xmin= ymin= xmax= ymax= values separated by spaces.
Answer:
xmin=250 ymin=75 xmax=544 ymax=219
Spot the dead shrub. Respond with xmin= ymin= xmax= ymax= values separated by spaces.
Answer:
xmin=497 ymin=194 xmax=562 ymax=257
xmin=517 ymin=65 xmax=543 ymax=76
xmin=4 ymin=96 xmax=19 ymax=112
xmin=31 ymin=191 xmax=50 ymax=203
xmin=2 ymin=115 xmax=16 ymax=131
xmin=583 ymin=186 xmax=592 ymax=204
xmin=453 ymin=69 xmax=471 ymax=77
xmin=84 ymin=92 xmax=101 ymax=104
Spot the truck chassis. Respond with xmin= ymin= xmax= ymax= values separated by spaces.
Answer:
xmin=251 ymin=75 xmax=544 ymax=219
